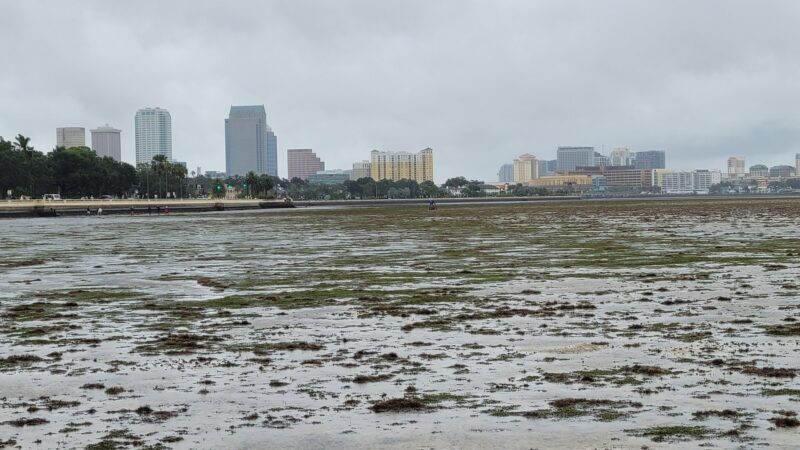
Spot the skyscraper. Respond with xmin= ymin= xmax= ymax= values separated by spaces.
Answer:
xmin=556 ymin=147 xmax=595 ymax=172
xmin=225 ymin=105 xmax=278 ymax=177
xmin=90 ymin=124 xmax=121 ymax=161
xmin=795 ymin=154 xmax=800 ymax=176
xmin=727 ymin=156 xmax=745 ymax=177
xmin=634 ymin=151 xmax=666 ymax=170
xmin=56 ymin=127 xmax=85 ymax=149
xmin=513 ymin=154 xmax=539 ymax=183
xmin=266 ymin=126 xmax=278 ymax=177
xmin=497 ymin=164 xmax=514 ymax=182
xmin=135 ymin=108 xmax=172 ymax=166
xmin=609 ymin=147 xmax=632 ymax=166
xmin=287 ymin=149 xmax=325 ymax=180
xmin=370 ymin=148 xmax=433 ymax=183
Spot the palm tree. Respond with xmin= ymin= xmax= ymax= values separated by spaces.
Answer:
xmin=14 ymin=135 xmax=34 ymax=197
xmin=151 ymin=155 xmax=168 ymax=197
xmin=245 ymin=171 xmax=259 ymax=198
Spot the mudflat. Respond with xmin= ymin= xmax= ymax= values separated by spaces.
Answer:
xmin=0 ymin=198 xmax=798 ymax=449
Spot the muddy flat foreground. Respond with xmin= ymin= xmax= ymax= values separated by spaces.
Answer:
xmin=1 ymin=199 xmax=798 ymax=449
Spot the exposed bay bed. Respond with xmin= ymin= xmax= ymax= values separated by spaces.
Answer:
xmin=0 ymin=199 xmax=798 ymax=449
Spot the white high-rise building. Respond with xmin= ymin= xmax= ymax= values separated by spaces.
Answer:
xmin=609 ymin=147 xmax=632 ymax=166
xmin=56 ymin=127 xmax=85 ymax=149
xmin=135 ymin=107 xmax=172 ymax=166
xmin=90 ymin=124 xmax=122 ymax=162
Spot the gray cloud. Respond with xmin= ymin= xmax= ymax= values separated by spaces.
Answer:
xmin=2 ymin=0 xmax=800 ymax=181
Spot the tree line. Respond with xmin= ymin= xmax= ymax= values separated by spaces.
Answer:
xmin=1 ymin=134 xmax=559 ymax=200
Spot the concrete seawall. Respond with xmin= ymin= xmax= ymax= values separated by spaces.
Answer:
xmin=0 ymin=199 xmax=294 ymax=218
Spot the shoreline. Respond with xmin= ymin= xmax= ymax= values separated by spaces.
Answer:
xmin=0 ymin=193 xmax=797 ymax=218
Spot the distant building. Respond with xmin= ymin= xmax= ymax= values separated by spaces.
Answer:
xmin=90 ymin=124 xmax=121 ymax=161
xmin=351 ymin=160 xmax=371 ymax=180
xmin=370 ymin=148 xmax=433 ymax=183
xmin=56 ymin=127 xmax=85 ymax=149
xmin=204 ymin=170 xmax=226 ymax=179
xmin=633 ymin=151 xmax=666 ymax=170
xmin=770 ymin=165 xmax=796 ymax=178
xmin=513 ymin=154 xmax=539 ymax=183
xmin=266 ymin=126 xmax=278 ymax=177
xmin=556 ymin=147 xmax=594 ymax=172
xmin=225 ymin=105 xmax=275 ymax=177
xmin=796 ymin=154 xmax=800 ymax=176
xmin=609 ymin=147 xmax=632 ymax=166
xmin=652 ymin=169 xmax=721 ymax=193
xmin=497 ymin=163 xmax=514 ymax=183
xmin=749 ymin=164 xmax=769 ymax=178
xmin=592 ymin=175 xmax=607 ymax=192
xmin=287 ymin=149 xmax=324 ymax=180
xmin=307 ymin=169 xmax=352 ymax=185
xmin=537 ymin=160 xmax=553 ymax=177
xmin=593 ymin=152 xmax=610 ymax=167
xmin=694 ymin=170 xmax=721 ymax=191
xmin=135 ymin=107 xmax=172 ymax=165
xmin=570 ymin=165 xmax=653 ymax=191
xmin=727 ymin=156 xmax=745 ymax=177
xmin=528 ymin=175 xmax=593 ymax=191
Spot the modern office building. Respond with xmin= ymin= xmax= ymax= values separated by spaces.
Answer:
xmin=90 ymin=124 xmax=121 ymax=161
xmin=370 ymin=148 xmax=434 ymax=183
xmin=749 ymin=164 xmax=769 ymax=178
xmin=225 ymin=105 xmax=277 ymax=177
xmin=594 ymin=152 xmax=610 ymax=166
xmin=351 ymin=160 xmax=371 ymax=180
xmin=266 ymin=126 xmax=278 ymax=177
xmin=497 ymin=163 xmax=514 ymax=183
xmin=770 ymin=165 xmax=796 ymax=178
xmin=307 ymin=169 xmax=352 ymax=185
xmin=135 ymin=107 xmax=172 ymax=166
xmin=204 ymin=170 xmax=226 ymax=179
xmin=537 ymin=160 xmax=554 ymax=177
xmin=287 ymin=149 xmax=324 ymax=180
xmin=727 ymin=156 xmax=746 ymax=177
xmin=513 ymin=154 xmax=539 ymax=183
xmin=633 ymin=151 xmax=666 ymax=170
xmin=609 ymin=147 xmax=632 ymax=166
xmin=556 ymin=147 xmax=595 ymax=172
xmin=56 ymin=127 xmax=85 ymax=149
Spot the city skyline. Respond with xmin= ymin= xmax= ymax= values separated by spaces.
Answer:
xmin=4 ymin=1 xmax=800 ymax=182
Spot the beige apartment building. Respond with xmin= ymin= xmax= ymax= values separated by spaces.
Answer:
xmin=56 ymin=127 xmax=86 ymax=149
xmin=370 ymin=148 xmax=433 ymax=183
xmin=513 ymin=153 xmax=539 ymax=183
xmin=351 ymin=160 xmax=371 ymax=180
xmin=528 ymin=175 xmax=593 ymax=190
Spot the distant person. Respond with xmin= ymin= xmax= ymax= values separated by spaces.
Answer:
xmin=147 ymin=206 xmax=152 ymax=216
xmin=86 ymin=207 xmax=91 ymax=215
xmin=164 ymin=206 xmax=170 ymax=214
xmin=97 ymin=207 xmax=103 ymax=216
xmin=156 ymin=206 xmax=161 ymax=215
xmin=129 ymin=206 xmax=134 ymax=215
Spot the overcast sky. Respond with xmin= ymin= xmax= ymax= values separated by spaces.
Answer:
xmin=2 ymin=0 xmax=800 ymax=182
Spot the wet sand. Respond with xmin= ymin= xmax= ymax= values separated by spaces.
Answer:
xmin=0 ymin=199 xmax=798 ymax=449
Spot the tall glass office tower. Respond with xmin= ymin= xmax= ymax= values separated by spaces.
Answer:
xmin=134 ymin=108 xmax=172 ymax=166
xmin=225 ymin=105 xmax=278 ymax=177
